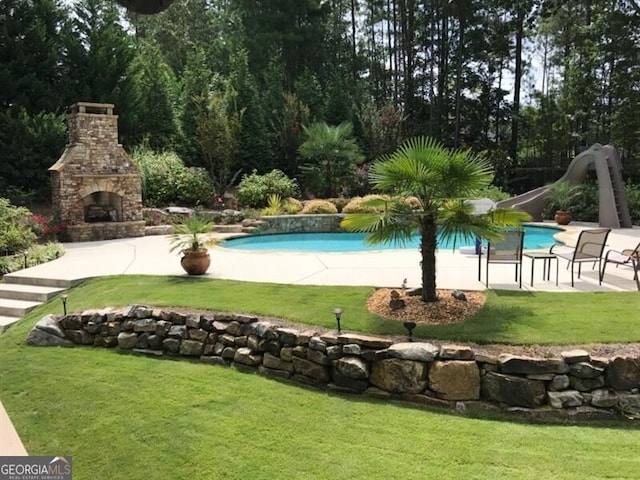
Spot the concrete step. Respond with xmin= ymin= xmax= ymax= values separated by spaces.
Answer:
xmin=0 ymin=283 xmax=65 ymax=302
xmin=1 ymin=274 xmax=79 ymax=289
xmin=0 ymin=315 xmax=21 ymax=333
xmin=0 ymin=299 xmax=41 ymax=318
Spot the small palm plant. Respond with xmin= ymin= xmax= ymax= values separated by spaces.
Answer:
xmin=169 ymin=217 xmax=218 ymax=254
xmin=341 ymin=136 xmax=531 ymax=302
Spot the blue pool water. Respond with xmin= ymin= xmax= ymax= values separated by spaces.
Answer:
xmin=222 ymin=225 xmax=562 ymax=253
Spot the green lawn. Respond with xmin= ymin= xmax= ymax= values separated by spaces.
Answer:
xmin=1 ymin=275 xmax=640 ymax=479
xmin=28 ymin=275 xmax=640 ymax=345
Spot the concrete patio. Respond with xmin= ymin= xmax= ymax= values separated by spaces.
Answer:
xmin=5 ymin=222 xmax=640 ymax=293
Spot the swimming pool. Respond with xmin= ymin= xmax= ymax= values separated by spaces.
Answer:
xmin=222 ymin=225 xmax=562 ymax=253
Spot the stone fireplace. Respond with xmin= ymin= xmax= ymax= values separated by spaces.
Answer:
xmin=49 ymin=102 xmax=145 ymax=242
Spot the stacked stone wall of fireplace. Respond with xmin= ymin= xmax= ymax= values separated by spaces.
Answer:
xmin=50 ymin=103 xmax=145 ymax=242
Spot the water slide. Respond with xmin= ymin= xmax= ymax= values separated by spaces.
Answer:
xmin=496 ymin=143 xmax=633 ymax=228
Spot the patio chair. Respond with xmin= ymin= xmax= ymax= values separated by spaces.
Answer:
xmin=600 ymin=242 xmax=640 ymax=287
xmin=478 ymin=230 xmax=524 ymax=288
xmin=549 ymin=228 xmax=611 ymax=287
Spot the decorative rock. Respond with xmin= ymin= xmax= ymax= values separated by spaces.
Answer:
xmin=618 ymin=394 xmax=640 ymax=413
xmin=387 ymin=342 xmax=439 ymax=362
xmin=105 ymin=322 xmax=121 ymax=336
xmin=206 ymin=332 xmax=218 ymax=344
xmin=561 ymin=349 xmax=590 ymax=364
xmin=34 ymin=315 xmax=66 ymax=339
xmin=292 ymin=357 xmax=329 ymax=382
xmin=171 ymin=312 xmax=186 ymax=325
xmin=258 ymin=365 xmax=291 ymax=380
xmin=499 ymin=355 xmax=569 ymax=375
xmin=481 ymin=372 xmax=546 ymax=408
xmin=342 ymin=344 xmax=361 ymax=356
xmin=263 ymin=353 xmax=294 ymax=373
xmin=475 ymin=353 xmax=498 ymax=365
xmin=548 ymin=390 xmax=583 ymax=409
xmin=188 ymin=329 xmax=208 ymax=342
xmin=309 ymin=337 xmax=327 ymax=351
xmin=221 ymin=347 xmax=236 ymax=360
xmin=117 ymin=332 xmax=138 ymax=349
xmin=332 ymin=370 xmax=368 ymax=392
xmin=389 ymin=289 xmax=406 ymax=311
xmin=234 ymin=336 xmax=247 ymax=347
xmin=277 ymin=328 xmax=298 ymax=346
xmin=185 ymin=315 xmax=201 ymax=329
xmin=293 ymin=346 xmax=307 ymax=358
xmin=337 ymin=333 xmax=393 ymax=349
xmin=335 ymin=357 xmax=369 ymax=380
xmin=155 ymin=320 xmax=171 ymax=336
xmin=451 ymin=290 xmax=467 ymax=301
xmin=280 ymin=347 xmax=294 ymax=362
xmin=219 ymin=334 xmax=236 ymax=346
xmin=259 ymin=340 xmax=280 ymax=356
xmin=570 ymin=362 xmax=604 ymax=379
xmin=255 ymin=322 xmax=278 ymax=340
xmin=370 ymin=359 xmax=428 ymax=393
xmin=439 ymin=345 xmax=474 ymax=360
xmin=168 ymin=325 xmax=187 ymax=339
xmin=162 ymin=338 xmax=180 ymax=353
xmin=607 ymin=357 xmax=640 ymax=390
xmin=307 ymin=349 xmax=330 ymax=366
xmin=211 ymin=321 xmax=229 ymax=333
xmin=133 ymin=319 xmax=156 ymax=333
xmin=232 ymin=314 xmax=258 ymax=324
xmin=180 ymin=340 xmax=204 ymax=356
xmin=147 ymin=335 xmax=162 ymax=350
xmin=136 ymin=333 xmax=150 ymax=349
xmin=429 ymin=361 xmax=480 ymax=401
xmin=233 ymin=347 xmax=262 ymax=366
xmin=213 ymin=343 xmax=225 ymax=356
xmin=527 ymin=374 xmax=555 ymax=381
xmin=569 ymin=375 xmax=605 ymax=392
xmin=85 ymin=322 xmax=101 ymax=335
xmin=26 ymin=328 xmax=74 ymax=347
xmin=60 ymin=315 xmax=83 ymax=330
xmin=247 ymin=335 xmax=260 ymax=351
xmin=326 ymin=345 xmax=343 ymax=360
xmin=548 ymin=375 xmax=570 ymax=392
xmin=226 ymin=321 xmax=242 ymax=336
xmin=590 ymin=389 xmax=619 ymax=408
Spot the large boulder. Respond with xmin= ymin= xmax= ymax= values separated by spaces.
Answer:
xmin=429 ymin=361 xmax=480 ymax=401
xmin=387 ymin=342 xmax=439 ymax=362
xmin=370 ymin=358 xmax=428 ymax=393
xmin=607 ymin=357 xmax=640 ymax=390
xmin=481 ymin=372 xmax=546 ymax=408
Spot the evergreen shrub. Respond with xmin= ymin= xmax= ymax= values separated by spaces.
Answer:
xmin=236 ymin=169 xmax=300 ymax=208
xmin=300 ymin=200 xmax=338 ymax=214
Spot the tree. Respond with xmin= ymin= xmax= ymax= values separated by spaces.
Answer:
xmin=340 ymin=137 xmax=530 ymax=302
xmin=62 ymin=0 xmax=134 ymax=105
xmin=298 ymin=121 xmax=365 ymax=197
xmin=123 ymin=40 xmax=180 ymax=149
xmin=196 ymin=81 xmax=244 ymax=195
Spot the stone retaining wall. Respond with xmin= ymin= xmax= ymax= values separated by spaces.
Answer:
xmin=255 ymin=214 xmax=344 ymax=234
xmin=27 ymin=306 xmax=640 ymax=422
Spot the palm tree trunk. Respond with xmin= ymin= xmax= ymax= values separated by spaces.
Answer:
xmin=420 ymin=217 xmax=438 ymax=302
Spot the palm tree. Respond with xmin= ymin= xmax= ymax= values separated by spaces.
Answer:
xmin=298 ymin=121 xmax=365 ymax=198
xmin=340 ymin=137 xmax=531 ymax=302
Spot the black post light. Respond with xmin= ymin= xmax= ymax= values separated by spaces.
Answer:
xmin=61 ymin=295 xmax=68 ymax=316
xmin=403 ymin=321 xmax=417 ymax=342
xmin=333 ymin=308 xmax=343 ymax=333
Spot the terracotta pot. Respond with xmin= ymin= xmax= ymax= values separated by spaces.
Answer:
xmin=554 ymin=210 xmax=572 ymax=225
xmin=180 ymin=250 xmax=211 ymax=275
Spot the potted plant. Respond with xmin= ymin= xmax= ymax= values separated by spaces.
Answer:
xmin=547 ymin=182 xmax=580 ymax=225
xmin=169 ymin=217 xmax=219 ymax=275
